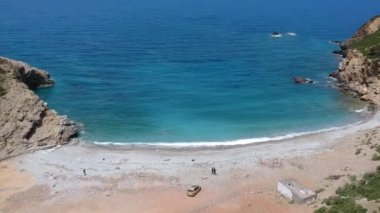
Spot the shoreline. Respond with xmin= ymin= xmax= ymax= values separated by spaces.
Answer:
xmin=82 ymin=110 xmax=376 ymax=150
xmin=1 ymin=109 xmax=380 ymax=212
xmin=1 ymin=108 xmax=380 ymax=213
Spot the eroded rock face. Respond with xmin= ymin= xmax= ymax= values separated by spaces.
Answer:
xmin=0 ymin=57 xmax=79 ymax=160
xmin=337 ymin=50 xmax=380 ymax=104
xmin=332 ymin=16 xmax=380 ymax=106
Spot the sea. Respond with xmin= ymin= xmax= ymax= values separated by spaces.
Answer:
xmin=1 ymin=0 xmax=379 ymax=145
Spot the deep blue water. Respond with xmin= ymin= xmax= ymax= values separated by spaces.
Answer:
xmin=0 ymin=0 xmax=379 ymax=143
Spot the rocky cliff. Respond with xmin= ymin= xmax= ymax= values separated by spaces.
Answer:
xmin=0 ymin=57 xmax=79 ymax=160
xmin=332 ymin=16 xmax=380 ymax=106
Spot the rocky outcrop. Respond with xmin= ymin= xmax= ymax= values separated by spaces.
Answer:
xmin=0 ymin=57 xmax=79 ymax=160
xmin=350 ymin=16 xmax=380 ymax=41
xmin=331 ymin=16 xmax=380 ymax=106
xmin=0 ymin=57 xmax=55 ymax=89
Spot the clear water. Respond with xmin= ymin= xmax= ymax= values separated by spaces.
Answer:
xmin=0 ymin=0 xmax=379 ymax=143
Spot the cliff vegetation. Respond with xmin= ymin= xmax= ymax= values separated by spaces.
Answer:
xmin=349 ymin=30 xmax=380 ymax=58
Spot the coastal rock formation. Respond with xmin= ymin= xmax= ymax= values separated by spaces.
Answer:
xmin=332 ymin=16 xmax=380 ymax=105
xmin=331 ymin=50 xmax=345 ymax=57
xmin=350 ymin=16 xmax=380 ymax=41
xmin=0 ymin=57 xmax=79 ymax=160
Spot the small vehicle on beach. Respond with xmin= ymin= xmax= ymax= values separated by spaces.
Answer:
xmin=187 ymin=185 xmax=201 ymax=197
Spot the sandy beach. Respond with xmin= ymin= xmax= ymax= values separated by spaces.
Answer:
xmin=0 ymin=3 xmax=379 ymax=212
xmin=1 ymin=112 xmax=380 ymax=213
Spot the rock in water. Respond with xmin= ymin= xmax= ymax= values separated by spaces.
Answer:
xmin=332 ymin=50 xmax=345 ymax=57
xmin=271 ymin=32 xmax=282 ymax=37
xmin=0 ymin=57 xmax=79 ymax=160
xmin=292 ymin=77 xmax=313 ymax=84
xmin=329 ymin=71 xmax=340 ymax=79
xmin=329 ymin=40 xmax=342 ymax=45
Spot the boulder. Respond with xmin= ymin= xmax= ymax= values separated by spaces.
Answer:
xmin=329 ymin=71 xmax=340 ymax=79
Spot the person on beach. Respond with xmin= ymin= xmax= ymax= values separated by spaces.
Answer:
xmin=212 ymin=167 xmax=217 ymax=175
xmin=83 ymin=168 xmax=87 ymax=176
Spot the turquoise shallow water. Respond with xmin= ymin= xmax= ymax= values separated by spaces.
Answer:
xmin=0 ymin=0 xmax=379 ymax=143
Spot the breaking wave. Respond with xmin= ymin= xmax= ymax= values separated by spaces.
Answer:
xmin=93 ymin=121 xmax=363 ymax=148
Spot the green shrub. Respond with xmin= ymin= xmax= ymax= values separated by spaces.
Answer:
xmin=336 ymin=183 xmax=358 ymax=197
xmin=0 ymin=70 xmax=6 ymax=97
xmin=356 ymin=172 xmax=380 ymax=201
xmin=318 ymin=171 xmax=380 ymax=212
xmin=372 ymin=154 xmax=380 ymax=161
xmin=350 ymin=30 xmax=380 ymax=58
xmin=315 ymin=207 xmax=328 ymax=213
xmin=336 ymin=171 xmax=380 ymax=201
xmin=317 ymin=196 xmax=367 ymax=213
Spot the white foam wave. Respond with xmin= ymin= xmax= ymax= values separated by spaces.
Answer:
xmin=355 ymin=108 xmax=367 ymax=113
xmin=92 ymin=121 xmax=362 ymax=148
xmin=287 ymin=32 xmax=297 ymax=36
xmin=271 ymin=34 xmax=282 ymax=38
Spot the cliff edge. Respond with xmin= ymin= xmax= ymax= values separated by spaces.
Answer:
xmin=332 ymin=16 xmax=380 ymax=105
xmin=0 ymin=57 xmax=79 ymax=160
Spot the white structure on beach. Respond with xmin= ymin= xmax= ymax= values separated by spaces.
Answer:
xmin=277 ymin=179 xmax=316 ymax=204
